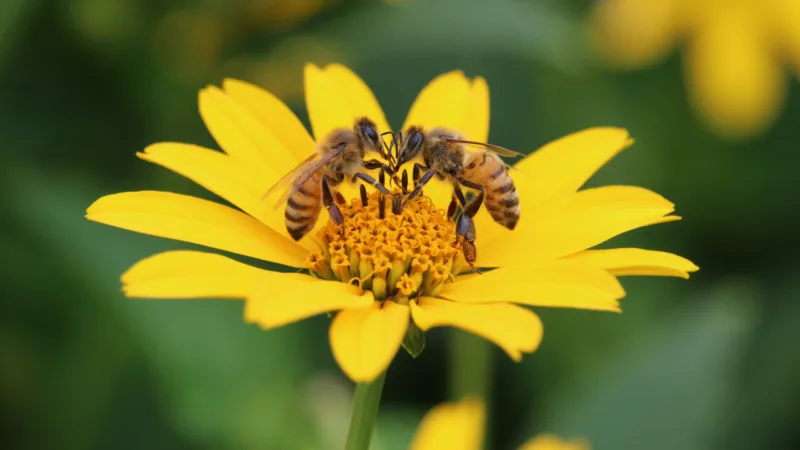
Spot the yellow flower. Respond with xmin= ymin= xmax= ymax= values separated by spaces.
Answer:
xmin=589 ymin=0 xmax=800 ymax=139
xmin=409 ymin=398 xmax=588 ymax=450
xmin=85 ymin=63 xmax=697 ymax=383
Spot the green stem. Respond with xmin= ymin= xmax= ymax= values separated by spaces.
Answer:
xmin=448 ymin=329 xmax=493 ymax=401
xmin=449 ymin=330 xmax=493 ymax=445
xmin=345 ymin=371 xmax=387 ymax=450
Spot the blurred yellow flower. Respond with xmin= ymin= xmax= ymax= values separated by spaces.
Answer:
xmin=86 ymin=63 xmax=696 ymax=383
xmin=409 ymin=398 xmax=588 ymax=450
xmin=590 ymin=0 xmax=800 ymax=139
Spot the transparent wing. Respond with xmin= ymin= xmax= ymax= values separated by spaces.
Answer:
xmin=267 ymin=148 xmax=344 ymax=210
xmin=446 ymin=138 xmax=524 ymax=158
xmin=261 ymin=152 xmax=320 ymax=202
xmin=487 ymin=146 xmax=525 ymax=158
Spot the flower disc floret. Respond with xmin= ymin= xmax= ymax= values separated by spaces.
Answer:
xmin=308 ymin=191 xmax=464 ymax=302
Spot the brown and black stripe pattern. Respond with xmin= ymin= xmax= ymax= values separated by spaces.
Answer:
xmin=462 ymin=151 xmax=520 ymax=229
xmin=285 ymin=171 xmax=324 ymax=240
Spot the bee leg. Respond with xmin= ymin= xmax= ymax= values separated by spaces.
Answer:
xmin=455 ymin=215 xmax=480 ymax=274
xmin=453 ymin=188 xmax=483 ymax=239
xmin=457 ymin=177 xmax=485 ymax=194
xmin=321 ymin=175 xmax=344 ymax=226
xmin=352 ymin=172 xmax=391 ymax=195
xmin=454 ymin=186 xmax=484 ymax=273
xmin=334 ymin=191 xmax=346 ymax=205
xmin=461 ymin=239 xmax=480 ymax=274
xmin=412 ymin=163 xmax=429 ymax=185
xmin=364 ymin=159 xmax=403 ymax=189
xmin=450 ymin=182 xmax=480 ymax=227
xmin=453 ymin=183 xmax=468 ymax=209
xmin=404 ymin=169 xmax=437 ymax=203
xmin=447 ymin=196 xmax=458 ymax=221
xmin=462 ymin=188 xmax=485 ymax=218
xmin=443 ymin=181 xmax=469 ymax=224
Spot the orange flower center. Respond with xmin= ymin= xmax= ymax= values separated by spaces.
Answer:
xmin=306 ymin=192 xmax=468 ymax=300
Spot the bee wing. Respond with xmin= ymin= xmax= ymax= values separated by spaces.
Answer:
xmin=265 ymin=148 xmax=345 ymax=210
xmin=261 ymin=153 xmax=320 ymax=203
xmin=446 ymin=138 xmax=524 ymax=158
xmin=486 ymin=146 xmax=525 ymax=158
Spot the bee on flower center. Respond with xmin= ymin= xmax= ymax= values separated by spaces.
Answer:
xmin=394 ymin=126 xmax=522 ymax=270
xmin=263 ymin=117 xmax=398 ymax=241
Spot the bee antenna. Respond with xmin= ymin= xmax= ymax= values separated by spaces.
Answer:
xmin=393 ymin=131 xmax=403 ymax=169
xmin=380 ymin=130 xmax=397 ymax=165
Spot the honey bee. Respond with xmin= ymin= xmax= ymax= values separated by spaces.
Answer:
xmin=263 ymin=117 xmax=396 ymax=241
xmin=395 ymin=126 xmax=522 ymax=269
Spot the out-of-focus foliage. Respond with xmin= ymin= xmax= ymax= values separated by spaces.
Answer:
xmin=1 ymin=1 xmax=798 ymax=449
xmin=589 ymin=0 xmax=800 ymax=140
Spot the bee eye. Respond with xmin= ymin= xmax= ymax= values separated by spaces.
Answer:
xmin=362 ymin=126 xmax=379 ymax=143
xmin=408 ymin=131 xmax=423 ymax=150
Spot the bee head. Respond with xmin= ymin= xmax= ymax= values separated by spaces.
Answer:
xmin=397 ymin=126 xmax=424 ymax=167
xmin=355 ymin=117 xmax=381 ymax=154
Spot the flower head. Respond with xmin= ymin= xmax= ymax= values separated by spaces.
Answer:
xmin=409 ymin=398 xmax=588 ymax=450
xmin=86 ymin=63 xmax=696 ymax=382
xmin=589 ymin=0 xmax=800 ymax=139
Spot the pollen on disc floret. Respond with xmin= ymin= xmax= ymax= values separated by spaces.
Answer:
xmin=305 ymin=191 xmax=468 ymax=302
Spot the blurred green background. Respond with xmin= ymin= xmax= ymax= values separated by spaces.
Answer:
xmin=2 ymin=0 xmax=799 ymax=449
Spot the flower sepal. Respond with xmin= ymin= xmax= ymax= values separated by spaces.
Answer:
xmin=401 ymin=320 xmax=426 ymax=358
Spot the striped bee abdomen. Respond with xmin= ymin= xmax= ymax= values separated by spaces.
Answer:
xmin=462 ymin=152 xmax=520 ymax=230
xmin=285 ymin=171 xmax=324 ymax=240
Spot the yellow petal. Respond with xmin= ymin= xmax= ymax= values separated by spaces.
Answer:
xmin=566 ymin=248 xmax=699 ymax=278
xmin=478 ymin=186 xmax=677 ymax=266
xmin=222 ymin=78 xmax=316 ymax=163
xmin=463 ymin=77 xmax=490 ymax=142
xmin=514 ymin=128 xmax=633 ymax=207
xmin=245 ymin=276 xmax=372 ymax=329
xmin=137 ymin=143 xmax=317 ymax=252
xmin=329 ymin=301 xmax=409 ymax=382
xmin=304 ymin=63 xmax=346 ymax=141
xmin=304 ymin=63 xmax=391 ymax=142
xmin=323 ymin=64 xmax=391 ymax=134
xmin=685 ymin=8 xmax=786 ymax=139
xmin=402 ymin=70 xmax=471 ymax=132
xmin=198 ymin=86 xmax=297 ymax=176
xmin=589 ymin=0 xmax=680 ymax=69
xmin=441 ymin=262 xmax=623 ymax=312
xmin=411 ymin=298 xmax=543 ymax=361
xmin=409 ymin=398 xmax=485 ymax=450
xmin=122 ymin=250 xmax=263 ymax=298
xmin=86 ymin=191 xmax=307 ymax=268
xmin=519 ymin=434 xmax=590 ymax=450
